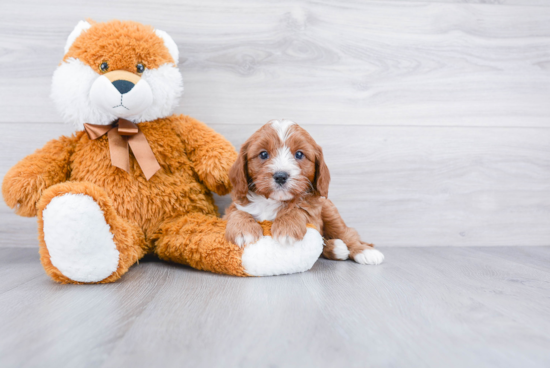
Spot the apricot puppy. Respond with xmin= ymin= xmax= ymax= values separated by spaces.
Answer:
xmin=224 ymin=120 xmax=384 ymax=265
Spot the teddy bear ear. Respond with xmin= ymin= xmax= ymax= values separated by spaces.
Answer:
xmin=64 ymin=20 xmax=92 ymax=54
xmin=154 ymin=29 xmax=179 ymax=65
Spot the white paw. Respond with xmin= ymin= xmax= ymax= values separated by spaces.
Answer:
xmin=275 ymin=235 xmax=297 ymax=246
xmin=43 ymin=194 xmax=120 ymax=282
xmin=234 ymin=233 xmax=258 ymax=247
xmin=332 ymin=239 xmax=350 ymax=260
xmin=353 ymin=248 xmax=384 ymax=265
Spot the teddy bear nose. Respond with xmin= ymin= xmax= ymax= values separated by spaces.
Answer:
xmin=112 ymin=80 xmax=135 ymax=94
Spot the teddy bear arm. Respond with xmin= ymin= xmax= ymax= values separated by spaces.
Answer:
xmin=176 ymin=116 xmax=238 ymax=196
xmin=2 ymin=135 xmax=76 ymax=217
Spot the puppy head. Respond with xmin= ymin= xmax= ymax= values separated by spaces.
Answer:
xmin=51 ymin=20 xmax=183 ymax=130
xmin=230 ymin=119 xmax=330 ymax=202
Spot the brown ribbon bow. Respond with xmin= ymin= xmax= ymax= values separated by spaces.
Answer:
xmin=83 ymin=119 xmax=161 ymax=180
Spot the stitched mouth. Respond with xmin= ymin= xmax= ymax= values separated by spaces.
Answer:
xmin=112 ymin=95 xmax=129 ymax=110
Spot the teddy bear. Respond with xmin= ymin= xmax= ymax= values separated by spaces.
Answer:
xmin=2 ymin=20 xmax=324 ymax=283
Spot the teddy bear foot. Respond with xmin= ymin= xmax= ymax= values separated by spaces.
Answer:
xmin=154 ymin=215 xmax=325 ymax=277
xmin=37 ymin=182 xmax=145 ymax=284
xmin=241 ymin=226 xmax=324 ymax=276
xmin=41 ymin=193 xmax=120 ymax=283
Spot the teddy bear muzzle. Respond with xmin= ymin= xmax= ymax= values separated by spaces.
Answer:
xmin=89 ymin=69 xmax=153 ymax=119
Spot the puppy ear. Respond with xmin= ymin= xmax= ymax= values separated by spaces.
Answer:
xmin=313 ymin=145 xmax=330 ymax=197
xmin=229 ymin=143 xmax=250 ymax=200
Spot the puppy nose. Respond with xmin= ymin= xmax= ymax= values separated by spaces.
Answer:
xmin=112 ymin=80 xmax=135 ymax=94
xmin=273 ymin=171 xmax=289 ymax=185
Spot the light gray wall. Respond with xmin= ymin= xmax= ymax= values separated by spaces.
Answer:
xmin=1 ymin=0 xmax=549 ymax=247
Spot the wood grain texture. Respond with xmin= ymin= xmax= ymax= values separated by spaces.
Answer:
xmin=406 ymin=1 xmax=550 ymax=5
xmin=0 ymin=247 xmax=549 ymax=368
xmin=1 ymin=123 xmax=549 ymax=247
xmin=1 ymin=0 xmax=549 ymax=248
xmin=0 ymin=0 xmax=549 ymax=127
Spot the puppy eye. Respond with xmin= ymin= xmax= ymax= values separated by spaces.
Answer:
xmin=259 ymin=151 xmax=269 ymax=160
xmin=295 ymin=151 xmax=304 ymax=160
xmin=136 ymin=63 xmax=145 ymax=74
xmin=99 ymin=62 xmax=109 ymax=73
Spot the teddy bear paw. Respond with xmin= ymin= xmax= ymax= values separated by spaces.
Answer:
xmin=42 ymin=194 xmax=120 ymax=282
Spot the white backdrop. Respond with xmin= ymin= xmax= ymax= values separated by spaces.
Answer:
xmin=1 ymin=0 xmax=549 ymax=247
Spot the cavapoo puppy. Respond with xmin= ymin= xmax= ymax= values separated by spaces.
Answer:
xmin=224 ymin=119 xmax=384 ymax=265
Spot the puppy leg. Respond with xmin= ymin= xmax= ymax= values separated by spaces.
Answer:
xmin=224 ymin=206 xmax=263 ymax=247
xmin=271 ymin=208 xmax=308 ymax=246
xmin=321 ymin=198 xmax=384 ymax=265
xmin=322 ymin=239 xmax=349 ymax=261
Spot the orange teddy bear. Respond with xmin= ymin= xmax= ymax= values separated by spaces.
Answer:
xmin=2 ymin=20 xmax=324 ymax=283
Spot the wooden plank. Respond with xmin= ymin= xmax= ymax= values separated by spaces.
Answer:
xmin=0 ymin=248 xmax=42 ymax=295
xmin=2 ymin=123 xmax=549 ymax=247
xmin=401 ymin=0 xmax=550 ymax=5
xmin=0 ymin=1 xmax=549 ymax=127
xmin=299 ymin=247 xmax=550 ymax=368
xmin=2 ymin=247 xmax=549 ymax=367
xmin=472 ymin=246 xmax=550 ymax=271
xmin=0 ymin=255 xmax=173 ymax=368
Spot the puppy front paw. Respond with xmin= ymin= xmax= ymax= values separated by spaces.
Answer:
xmin=225 ymin=221 xmax=263 ymax=247
xmin=271 ymin=218 xmax=307 ymax=246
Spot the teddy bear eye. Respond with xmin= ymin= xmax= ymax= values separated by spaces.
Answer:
xmin=259 ymin=151 xmax=269 ymax=160
xmin=99 ymin=62 xmax=109 ymax=72
xmin=136 ymin=63 xmax=145 ymax=74
xmin=295 ymin=151 xmax=304 ymax=160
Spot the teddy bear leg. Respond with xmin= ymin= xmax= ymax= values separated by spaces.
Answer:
xmin=153 ymin=213 xmax=249 ymax=277
xmin=37 ymin=182 xmax=146 ymax=284
xmin=153 ymin=213 xmax=324 ymax=277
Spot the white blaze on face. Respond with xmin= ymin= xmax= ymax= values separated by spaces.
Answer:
xmin=271 ymin=119 xmax=295 ymax=142
xmin=268 ymin=119 xmax=300 ymax=201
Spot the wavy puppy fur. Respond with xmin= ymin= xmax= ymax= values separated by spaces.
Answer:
xmin=225 ymin=120 xmax=384 ymax=265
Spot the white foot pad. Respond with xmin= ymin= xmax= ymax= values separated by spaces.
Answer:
xmin=43 ymin=194 xmax=120 ymax=282
xmin=354 ymin=248 xmax=385 ymax=265
xmin=242 ymin=227 xmax=323 ymax=276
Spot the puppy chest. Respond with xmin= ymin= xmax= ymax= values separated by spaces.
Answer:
xmin=236 ymin=193 xmax=283 ymax=222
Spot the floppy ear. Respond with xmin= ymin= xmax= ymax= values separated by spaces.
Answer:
xmin=64 ymin=20 xmax=92 ymax=54
xmin=313 ymin=145 xmax=330 ymax=197
xmin=155 ymin=29 xmax=179 ymax=65
xmin=229 ymin=142 xmax=250 ymax=201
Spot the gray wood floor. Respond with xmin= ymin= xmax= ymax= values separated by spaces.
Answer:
xmin=1 ymin=247 xmax=549 ymax=368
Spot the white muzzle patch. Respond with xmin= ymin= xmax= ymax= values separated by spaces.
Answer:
xmin=51 ymin=58 xmax=184 ymax=130
xmin=268 ymin=143 xmax=301 ymax=201
xmin=89 ymin=76 xmax=153 ymax=119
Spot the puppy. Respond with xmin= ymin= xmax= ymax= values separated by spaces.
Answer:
xmin=224 ymin=119 xmax=384 ymax=265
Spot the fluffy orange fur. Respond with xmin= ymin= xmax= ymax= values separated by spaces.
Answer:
xmin=64 ymin=20 xmax=175 ymax=72
xmin=2 ymin=114 xmax=251 ymax=283
xmin=37 ymin=181 xmax=147 ymax=284
xmin=3 ymin=20 xmax=327 ymax=283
